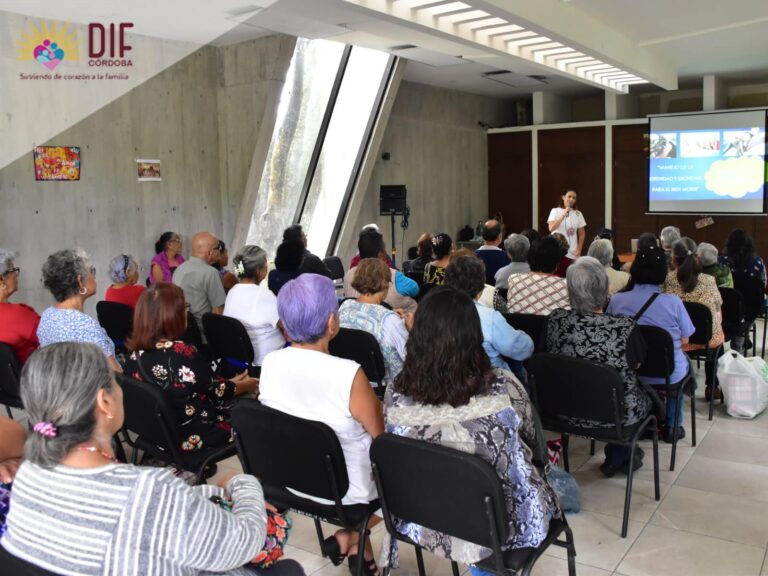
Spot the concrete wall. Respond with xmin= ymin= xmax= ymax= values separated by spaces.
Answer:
xmin=337 ymin=80 xmax=517 ymax=267
xmin=0 ymin=35 xmax=292 ymax=313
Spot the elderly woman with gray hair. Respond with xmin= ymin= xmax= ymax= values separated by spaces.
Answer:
xmin=545 ymin=257 xmax=651 ymax=477
xmin=105 ymin=254 xmax=144 ymax=309
xmin=37 ymin=248 xmax=122 ymax=373
xmin=0 ymin=249 xmax=40 ymax=365
xmin=223 ymin=245 xmax=285 ymax=366
xmin=588 ymin=238 xmax=630 ymax=294
xmin=0 ymin=342 xmax=304 ymax=576
xmin=697 ymin=242 xmax=733 ymax=288
xmin=494 ymin=233 xmax=530 ymax=289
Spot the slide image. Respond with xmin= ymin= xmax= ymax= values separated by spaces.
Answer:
xmin=679 ymin=131 xmax=720 ymax=157
xmin=650 ymin=133 xmax=677 ymax=158
xmin=722 ymin=128 xmax=765 ymax=157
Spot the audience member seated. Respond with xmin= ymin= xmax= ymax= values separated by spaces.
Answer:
xmin=450 ymin=249 xmax=496 ymax=309
xmin=621 ymin=232 xmax=659 ymax=272
xmin=594 ymin=227 xmax=622 ymax=270
xmin=149 ymin=231 xmax=185 ymax=285
xmin=552 ymin=233 xmax=573 ymax=278
xmin=0 ymin=416 xmax=26 ymax=538
xmin=283 ymin=224 xmax=332 ymax=278
xmin=507 ymin=236 xmax=569 ymax=315
xmin=0 ymin=249 xmax=39 ymax=365
xmin=124 ymin=283 xmax=258 ymax=452
xmin=607 ymin=246 xmax=694 ymax=443
xmin=721 ymin=228 xmax=767 ymax=288
xmin=384 ymin=287 xmax=560 ymax=566
xmin=519 ymin=227 xmax=541 ymax=245
xmin=260 ymin=274 xmax=382 ymax=573
xmin=660 ymin=226 xmax=681 ymax=269
xmin=345 ymin=232 xmax=418 ymax=313
xmin=214 ymin=241 xmax=239 ymax=292
xmin=475 ymin=219 xmax=511 ymax=285
xmin=423 ymin=233 xmax=452 ymax=286
xmin=38 ymin=248 xmax=121 ymax=372
xmin=546 ymin=257 xmax=650 ymax=477
xmin=268 ymin=240 xmax=304 ymax=296
xmin=350 ymin=224 xmax=393 ymax=269
xmin=340 ymin=258 xmax=411 ymax=388
xmin=1 ymin=342 xmax=292 ymax=576
xmin=697 ymin=242 xmax=733 ymax=288
xmin=444 ymin=254 xmax=533 ymax=378
xmin=588 ymin=238 xmax=629 ymax=293
xmin=402 ymin=233 xmax=432 ymax=285
xmin=664 ymin=238 xmax=724 ymax=351
xmin=173 ymin=231 xmax=227 ymax=336
xmin=105 ymin=254 xmax=145 ymax=308
xmin=494 ymin=233 xmax=530 ymax=289
xmin=224 ymin=245 xmax=286 ymax=366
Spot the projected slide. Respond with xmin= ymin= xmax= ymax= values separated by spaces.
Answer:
xmin=648 ymin=111 xmax=767 ymax=214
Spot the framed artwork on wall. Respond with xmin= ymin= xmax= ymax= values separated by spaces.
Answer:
xmin=33 ymin=146 xmax=81 ymax=181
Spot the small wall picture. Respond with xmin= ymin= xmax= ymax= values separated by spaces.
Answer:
xmin=136 ymin=159 xmax=161 ymax=181
xmin=33 ymin=146 xmax=81 ymax=181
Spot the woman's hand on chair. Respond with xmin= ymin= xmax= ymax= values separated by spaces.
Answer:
xmin=232 ymin=371 xmax=259 ymax=395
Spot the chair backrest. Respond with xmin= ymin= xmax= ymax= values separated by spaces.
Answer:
xmin=202 ymin=313 xmax=255 ymax=368
xmin=117 ymin=373 xmax=181 ymax=462
xmin=231 ymin=400 xmax=349 ymax=502
xmin=527 ymin=353 xmax=624 ymax=434
xmin=95 ymin=300 xmax=134 ymax=346
xmin=370 ymin=433 xmax=508 ymax=548
xmin=682 ymin=301 xmax=713 ymax=346
xmin=181 ymin=311 xmax=205 ymax=350
xmin=0 ymin=545 xmax=62 ymax=575
xmin=731 ymin=272 xmax=764 ymax=323
xmin=636 ymin=325 xmax=675 ymax=381
xmin=323 ymin=256 xmax=345 ymax=281
xmin=0 ymin=342 xmax=21 ymax=398
xmin=503 ymin=313 xmax=548 ymax=352
xmin=718 ymin=287 xmax=744 ymax=342
xmin=329 ymin=327 xmax=386 ymax=386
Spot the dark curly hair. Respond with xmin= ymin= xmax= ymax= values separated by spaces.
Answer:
xmin=444 ymin=254 xmax=485 ymax=299
xmin=528 ymin=236 xmax=561 ymax=274
xmin=726 ymin=228 xmax=756 ymax=271
xmin=393 ymin=287 xmax=492 ymax=407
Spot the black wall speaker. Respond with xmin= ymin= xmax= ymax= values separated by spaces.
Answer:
xmin=380 ymin=185 xmax=407 ymax=215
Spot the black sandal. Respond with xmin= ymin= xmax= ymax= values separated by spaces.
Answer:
xmin=348 ymin=554 xmax=379 ymax=576
xmin=322 ymin=536 xmax=347 ymax=566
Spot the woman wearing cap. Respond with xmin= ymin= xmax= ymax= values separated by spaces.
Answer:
xmin=607 ymin=245 xmax=695 ymax=444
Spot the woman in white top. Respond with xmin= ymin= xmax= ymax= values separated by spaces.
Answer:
xmin=224 ymin=245 xmax=286 ymax=365
xmin=1 ymin=341 xmax=304 ymax=576
xmin=260 ymin=273 xmax=384 ymax=576
xmin=547 ymin=189 xmax=586 ymax=259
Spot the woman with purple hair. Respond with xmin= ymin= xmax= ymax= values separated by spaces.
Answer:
xmin=259 ymin=273 xmax=383 ymax=576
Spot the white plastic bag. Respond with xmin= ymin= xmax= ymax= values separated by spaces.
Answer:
xmin=717 ymin=351 xmax=768 ymax=419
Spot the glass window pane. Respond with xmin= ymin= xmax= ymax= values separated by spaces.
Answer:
xmin=246 ymin=38 xmax=345 ymax=259
xmin=301 ymin=47 xmax=392 ymax=257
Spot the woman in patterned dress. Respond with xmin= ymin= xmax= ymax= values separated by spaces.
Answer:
xmin=123 ymin=283 xmax=258 ymax=452
xmin=384 ymin=287 xmax=559 ymax=570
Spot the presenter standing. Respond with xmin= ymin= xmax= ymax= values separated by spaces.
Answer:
xmin=547 ymin=190 xmax=586 ymax=260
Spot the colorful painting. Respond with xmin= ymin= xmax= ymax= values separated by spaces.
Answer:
xmin=33 ymin=146 xmax=81 ymax=181
xmin=136 ymin=159 xmax=161 ymax=182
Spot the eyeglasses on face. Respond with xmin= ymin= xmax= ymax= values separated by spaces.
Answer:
xmin=2 ymin=267 xmax=20 ymax=276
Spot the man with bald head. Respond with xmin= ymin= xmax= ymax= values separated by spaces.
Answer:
xmin=172 ymin=231 xmax=226 ymax=338
xmin=475 ymin=219 xmax=511 ymax=285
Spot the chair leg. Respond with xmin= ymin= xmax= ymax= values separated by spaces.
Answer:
xmin=752 ymin=323 xmax=757 ymax=357
xmin=589 ymin=438 xmax=595 ymax=456
xmin=565 ymin=524 xmax=577 ymax=576
xmin=707 ymin=358 xmax=716 ymax=421
xmin=313 ymin=518 xmax=325 ymax=556
xmin=652 ymin=424 xmax=660 ymax=501
xmin=450 ymin=561 xmax=461 ymax=576
xmin=4 ymin=405 xmax=12 ymax=419
xmin=670 ymin=390 xmax=681 ymax=472
xmin=561 ymin=434 xmax=570 ymax=472
xmin=414 ymin=545 xmax=426 ymax=576
xmin=622 ymin=443 xmax=635 ymax=538
xmin=690 ymin=385 xmax=697 ymax=448
xmin=762 ymin=314 xmax=767 ymax=358
xmin=355 ymin=519 xmax=372 ymax=576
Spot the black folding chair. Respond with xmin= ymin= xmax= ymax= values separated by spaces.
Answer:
xmin=116 ymin=373 xmax=236 ymax=484
xmin=493 ymin=288 xmax=508 ymax=312
xmin=329 ymin=327 xmax=386 ymax=397
xmin=181 ymin=311 xmax=208 ymax=356
xmin=202 ymin=313 xmax=258 ymax=377
xmin=528 ymin=353 xmax=660 ymax=538
xmin=732 ymin=273 xmax=767 ymax=357
xmin=0 ymin=545 xmax=62 ymax=575
xmin=0 ymin=342 xmax=23 ymax=418
xmin=324 ymin=256 xmax=345 ymax=293
xmin=503 ymin=313 xmax=548 ymax=353
xmin=683 ymin=301 xmax=724 ymax=420
xmin=96 ymin=300 xmax=133 ymax=353
xmin=370 ymin=433 xmax=576 ymax=576
xmin=636 ymin=325 xmax=696 ymax=470
xmin=231 ymin=400 xmax=379 ymax=576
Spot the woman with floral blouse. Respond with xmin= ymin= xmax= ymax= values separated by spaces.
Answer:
xmin=123 ymin=283 xmax=258 ymax=452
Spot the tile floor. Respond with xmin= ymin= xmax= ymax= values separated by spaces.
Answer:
xmin=205 ymin=349 xmax=768 ymax=576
